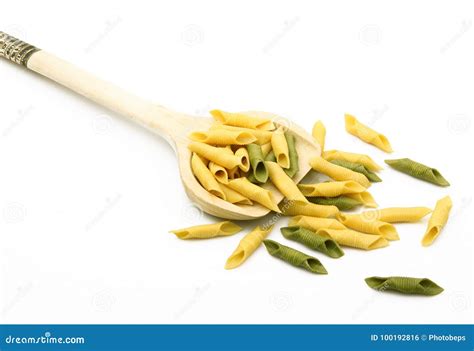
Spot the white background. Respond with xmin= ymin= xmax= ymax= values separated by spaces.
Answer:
xmin=1 ymin=0 xmax=473 ymax=324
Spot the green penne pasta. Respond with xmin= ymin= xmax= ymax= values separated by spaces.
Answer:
xmin=284 ymin=132 xmax=299 ymax=178
xmin=246 ymin=144 xmax=269 ymax=183
xmin=263 ymin=239 xmax=327 ymax=274
xmin=385 ymin=158 xmax=450 ymax=187
xmin=365 ymin=276 xmax=444 ymax=296
xmin=280 ymin=226 xmax=344 ymax=258
xmin=330 ymin=159 xmax=381 ymax=182
xmin=308 ymin=195 xmax=362 ymax=211
xmin=265 ymin=150 xmax=277 ymax=162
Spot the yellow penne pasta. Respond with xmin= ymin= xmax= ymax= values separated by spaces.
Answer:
xmin=422 ymin=196 xmax=452 ymax=246
xmin=289 ymin=215 xmax=346 ymax=231
xmin=235 ymin=147 xmax=250 ymax=172
xmin=322 ymin=150 xmax=383 ymax=171
xmin=312 ymin=120 xmax=326 ymax=151
xmin=309 ymin=156 xmax=371 ymax=188
xmin=337 ymin=213 xmax=399 ymax=241
xmin=210 ymin=109 xmax=275 ymax=130
xmin=189 ymin=130 xmax=256 ymax=145
xmin=346 ymin=192 xmax=377 ymax=208
xmin=170 ymin=221 xmax=242 ymax=240
xmin=279 ymin=200 xmax=339 ymax=218
xmin=360 ymin=207 xmax=432 ymax=223
xmin=317 ymin=228 xmax=389 ymax=250
xmin=208 ymin=162 xmax=229 ymax=184
xmin=260 ymin=142 xmax=272 ymax=158
xmin=191 ymin=153 xmax=226 ymax=200
xmin=345 ymin=114 xmax=393 ymax=153
xmin=271 ymin=126 xmax=290 ymax=169
xmin=265 ymin=161 xmax=308 ymax=203
xmin=225 ymin=225 xmax=274 ymax=269
xmin=227 ymin=178 xmax=280 ymax=212
xmin=298 ymin=181 xmax=366 ymax=197
xmin=189 ymin=142 xmax=244 ymax=170
xmin=209 ymin=124 xmax=272 ymax=145
xmin=220 ymin=184 xmax=253 ymax=205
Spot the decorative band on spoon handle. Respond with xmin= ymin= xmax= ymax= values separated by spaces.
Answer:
xmin=0 ymin=31 xmax=40 ymax=66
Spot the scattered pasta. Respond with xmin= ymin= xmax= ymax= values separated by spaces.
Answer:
xmin=170 ymin=221 xmax=242 ymax=240
xmin=298 ymin=180 xmax=366 ymax=197
xmin=345 ymin=114 xmax=393 ymax=153
xmin=289 ymin=215 xmax=346 ymax=231
xmin=322 ymin=149 xmax=383 ymax=171
xmin=359 ymin=207 xmax=432 ymax=223
xmin=317 ymin=228 xmax=389 ymax=250
xmin=309 ymin=156 xmax=371 ymax=188
xmin=263 ymin=239 xmax=328 ymax=274
xmin=280 ymin=226 xmax=344 ymax=258
xmin=422 ymin=196 xmax=452 ymax=246
xmin=225 ymin=225 xmax=274 ymax=269
xmin=337 ymin=213 xmax=399 ymax=241
xmin=385 ymin=158 xmax=450 ymax=187
xmin=365 ymin=276 xmax=444 ymax=296
xmin=279 ymin=200 xmax=339 ymax=218
xmin=330 ymin=159 xmax=381 ymax=182
xmin=312 ymin=120 xmax=326 ymax=151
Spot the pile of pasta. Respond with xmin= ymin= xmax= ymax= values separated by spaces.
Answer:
xmin=169 ymin=111 xmax=451 ymax=296
xmin=187 ymin=109 xmax=301 ymax=212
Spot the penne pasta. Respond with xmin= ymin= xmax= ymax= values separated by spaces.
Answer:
xmin=265 ymin=150 xmax=276 ymax=162
xmin=284 ymin=132 xmax=299 ymax=177
xmin=170 ymin=221 xmax=242 ymax=239
xmin=279 ymin=199 xmax=339 ymax=218
xmin=271 ymin=126 xmax=290 ymax=169
xmin=308 ymin=195 xmax=362 ymax=211
xmin=189 ymin=142 xmax=244 ymax=170
xmin=365 ymin=277 xmax=444 ymax=296
xmin=191 ymin=153 xmax=226 ymax=200
xmin=317 ymin=228 xmax=389 ymax=250
xmin=346 ymin=192 xmax=377 ymax=208
xmin=189 ymin=129 xmax=256 ymax=145
xmin=422 ymin=196 xmax=452 ymax=246
xmin=337 ymin=213 xmax=399 ymax=241
xmin=330 ymin=159 xmax=382 ymax=182
xmin=309 ymin=156 xmax=371 ymax=188
xmin=289 ymin=215 xmax=346 ymax=231
xmin=312 ymin=120 xmax=326 ymax=151
xmin=385 ymin=158 xmax=450 ymax=187
xmin=280 ymin=226 xmax=344 ymax=258
xmin=208 ymin=162 xmax=229 ymax=184
xmin=220 ymin=184 xmax=253 ymax=205
xmin=227 ymin=177 xmax=281 ymax=212
xmin=225 ymin=225 xmax=274 ymax=269
xmin=322 ymin=149 xmax=383 ymax=171
xmin=359 ymin=207 xmax=432 ymax=223
xmin=210 ymin=109 xmax=275 ymax=130
xmin=247 ymin=144 xmax=269 ymax=183
xmin=265 ymin=161 xmax=308 ymax=202
xmin=345 ymin=114 xmax=393 ymax=153
xmin=263 ymin=239 xmax=328 ymax=274
xmin=234 ymin=147 xmax=250 ymax=172
xmin=298 ymin=180 xmax=366 ymax=197
xmin=260 ymin=142 xmax=272 ymax=157
xmin=209 ymin=124 xmax=272 ymax=144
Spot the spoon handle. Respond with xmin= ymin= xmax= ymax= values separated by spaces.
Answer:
xmin=0 ymin=31 xmax=178 ymax=146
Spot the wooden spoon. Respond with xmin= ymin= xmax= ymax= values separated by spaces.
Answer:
xmin=0 ymin=32 xmax=320 ymax=220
